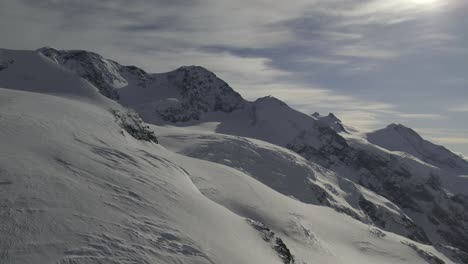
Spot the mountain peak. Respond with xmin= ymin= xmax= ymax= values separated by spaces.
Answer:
xmin=383 ymin=123 xmax=423 ymax=141
xmin=254 ymin=95 xmax=288 ymax=107
xmin=38 ymin=48 xmax=127 ymax=100
xmin=386 ymin=123 xmax=405 ymax=129
xmin=176 ymin=65 xmax=211 ymax=72
xmin=146 ymin=64 xmax=246 ymax=122
xmin=368 ymin=123 xmax=468 ymax=170
xmin=311 ymin=112 xmax=340 ymax=121
xmin=38 ymin=47 xmax=105 ymax=62
xmin=172 ymin=66 xmax=221 ymax=80
xmin=311 ymin=112 xmax=346 ymax=132
xmin=36 ymin=46 xmax=58 ymax=53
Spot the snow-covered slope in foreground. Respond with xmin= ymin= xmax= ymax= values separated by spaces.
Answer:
xmin=0 ymin=88 xmax=281 ymax=264
xmin=0 ymin=88 xmax=453 ymax=264
xmin=0 ymin=49 xmax=458 ymax=263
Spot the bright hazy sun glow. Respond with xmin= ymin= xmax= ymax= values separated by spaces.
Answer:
xmin=411 ymin=0 xmax=439 ymax=5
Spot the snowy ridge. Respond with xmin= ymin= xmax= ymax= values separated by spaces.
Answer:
xmin=367 ymin=123 xmax=468 ymax=171
xmin=1 ymin=47 xmax=467 ymax=263
xmin=0 ymin=48 xmax=107 ymax=103
xmin=312 ymin=112 xmax=348 ymax=133
xmin=38 ymin=47 xmax=126 ymax=100
xmin=39 ymin=48 xmax=246 ymax=124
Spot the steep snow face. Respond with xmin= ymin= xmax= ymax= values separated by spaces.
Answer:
xmin=223 ymin=95 xmax=328 ymax=146
xmin=367 ymin=124 xmax=468 ymax=171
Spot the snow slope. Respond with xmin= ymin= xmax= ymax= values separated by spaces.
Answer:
xmin=2 ymin=47 xmax=464 ymax=263
xmin=0 ymin=49 xmax=108 ymax=104
xmin=157 ymin=126 xmax=430 ymax=243
xmin=0 ymin=87 xmax=290 ymax=264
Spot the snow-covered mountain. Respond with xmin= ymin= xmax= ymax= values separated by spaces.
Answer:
xmin=0 ymin=47 xmax=467 ymax=263
xmin=367 ymin=123 xmax=468 ymax=172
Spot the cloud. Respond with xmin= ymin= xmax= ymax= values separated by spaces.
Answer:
xmin=299 ymin=57 xmax=348 ymax=65
xmin=397 ymin=113 xmax=443 ymax=119
xmin=414 ymin=128 xmax=468 ymax=156
xmin=430 ymin=137 xmax=468 ymax=144
xmin=331 ymin=45 xmax=399 ymax=59
xmin=449 ymin=105 xmax=468 ymax=112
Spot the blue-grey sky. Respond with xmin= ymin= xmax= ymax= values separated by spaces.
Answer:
xmin=1 ymin=0 xmax=467 ymax=155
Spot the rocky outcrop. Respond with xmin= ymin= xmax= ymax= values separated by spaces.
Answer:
xmin=112 ymin=109 xmax=158 ymax=143
xmin=402 ymin=242 xmax=446 ymax=264
xmin=39 ymin=47 xmax=125 ymax=100
xmin=291 ymin=133 xmax=468 ymax=254
xmin=287 ymin=126 xmax=349 ymax=167
xmin=247 ymin=219 xmax=295 ymax=264
xmin=0 ymin=59 xmax=14 ymax=72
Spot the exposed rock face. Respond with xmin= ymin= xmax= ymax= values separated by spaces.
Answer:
xmin=312 ymin=112 xmax=348 ymax=133
xmin=291 ymin=133 xmax=468 ymax=253
xmin=403 ymin=242 xmax=446 ymax=264
xmin=287 ymin=126 xmax=349 ymax=167
xmin=0 ymin=59 xmax=14 ymax=72
xmin=247 ymin=219 xmax=295 ymax=264
xmin=437 ymin=244 xmax=468 ymax=264
xmin=157 ymin=66 xmax=245 ymax=122
xmin=112 ymin=109 xmax=158 ymax=143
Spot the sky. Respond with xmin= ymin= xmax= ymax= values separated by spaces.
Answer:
xmin=0 ymin=0 xmax=467 ymax=155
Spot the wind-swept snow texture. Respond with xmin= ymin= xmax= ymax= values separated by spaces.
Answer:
xmin=0 ymin=48 xmax=466 ymax=263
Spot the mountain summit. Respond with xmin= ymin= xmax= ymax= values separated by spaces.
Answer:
xmin=368 ymin=123 xmax=468 ymax=170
